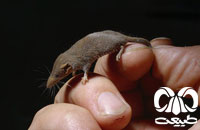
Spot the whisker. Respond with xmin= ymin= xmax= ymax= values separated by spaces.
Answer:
xmin=55 ymin=84 xmax=60 ymax=90
xmin=38 ymin=78 xmax=48 ymax=80
xmin=33 ymin=69 xmax=45 ymax=74
xmin=38 ymin=81 xmax=47 ymax=88
xmin=40 ymin=87 xmax=48 ymax=96
xmin=47 ymin=88 xmax=51 ymax=97
xmin=53 ymin=87 xmax=56 ymax=97
xmin=58 ymin=81 xmax=65 ymax=85
xmin=51 ymin=88 xmax=53 ymax=98
xmin=53 ymin=87 xmax=56 ymax=98
xmin=49 ymin=87 xmax=52 ymax=97
xmin=35 ymin=78 xmax=48 ymax=83
xmin=50 ymin=87 xmax=53 ymax=97
xmin=32 ymin=65 xmax=49 ymax=88
xmin=43 ymin=64 xmax=51 ymax=75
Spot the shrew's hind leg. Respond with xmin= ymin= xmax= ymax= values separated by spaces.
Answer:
xmin=81 ymin=64 xmax=91 ymax=84
xmin=116 ymin=45 xmax=125 ymax=61
xmin=82 ymin=71 xmax=88 ymax=84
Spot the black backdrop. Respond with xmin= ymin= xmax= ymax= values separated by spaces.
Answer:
xmin=2 ymin=0 xmax=200 ymax=129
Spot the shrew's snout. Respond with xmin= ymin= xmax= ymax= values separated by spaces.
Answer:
xmin=46 ymin=76 xmax=57 ymax=88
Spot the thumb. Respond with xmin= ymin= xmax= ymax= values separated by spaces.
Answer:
xmin=151 ymin=41 xmax=200 ymax=106
xmin=152 ymin=45 xmax=200 ymax=90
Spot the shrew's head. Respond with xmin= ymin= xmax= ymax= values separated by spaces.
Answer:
xmin=46 ymin=54 xmax=72 ymax=88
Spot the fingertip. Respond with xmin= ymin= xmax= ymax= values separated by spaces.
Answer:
xmin=94 ymin=42 xmax=154 ymax=91
xmin=97 ymin=91 xmax=132 ymax=129
xmin=120 ymin=43 xmax=154 ymax=81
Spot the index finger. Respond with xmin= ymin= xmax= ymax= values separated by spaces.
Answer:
xmin=94 ymin=42 xmax=154 ymax=92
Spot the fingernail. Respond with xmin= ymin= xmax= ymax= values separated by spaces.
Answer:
xmin=150 ymin=37 xmax=172 ymax=47
xmin=151 ymin=37 xmax=171 ymax=42
xmin=98 ymin=92 xmax=128 ymax=115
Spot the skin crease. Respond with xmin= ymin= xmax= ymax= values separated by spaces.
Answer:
xmin=29 ymin=38 xmax=200 ymax=130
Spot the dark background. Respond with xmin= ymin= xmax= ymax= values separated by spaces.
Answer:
xmin=2 ymin=0 xmax=200 ymax=129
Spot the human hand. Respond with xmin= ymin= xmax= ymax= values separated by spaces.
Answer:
xmin=29 ymin=38 xmax=200 ymax=130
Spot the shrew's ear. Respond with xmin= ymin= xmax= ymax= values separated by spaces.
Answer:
xmin=60 ymin=63 xmax=70 ymax=69
xmin=60 ymin=63 xmax=72 ymax=72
